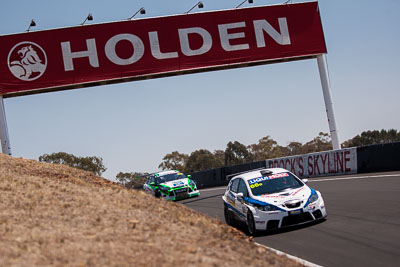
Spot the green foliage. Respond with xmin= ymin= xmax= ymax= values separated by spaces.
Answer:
xmin=342 ymin=129 xmax=400 ymax=148
xmin=225 ymin=141 xmax=252 ymax=166
xmin=185 ymin=149 xmax=224 ymax=173
xmin=247 ymin=136 xmax=287 ymax=161
xmin=116 ymin=172 xmax=149 ymax=189
xmin=158 ymin=129 xmax=398 ymax=174
xmin=286 ymin=141 xmax=304 ymax=156
xmin=302 ymin=132 xmax=332 ymax=153
xmin=213 ymin=150 xmax=225 ymax=165
xmin=158 ymin=151 xmax=188 ymax=171
xmin=38 ymin=152 xmax=106 ymax=176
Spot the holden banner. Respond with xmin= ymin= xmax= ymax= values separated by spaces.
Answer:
xmin=0 ymin=2 xmax=326 ymax=98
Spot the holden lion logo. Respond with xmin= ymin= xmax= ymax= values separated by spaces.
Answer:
xmin=7 ymin=41 xmax=47 ymax=81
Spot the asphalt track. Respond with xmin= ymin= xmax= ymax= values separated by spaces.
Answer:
xmin=180 ymin=171 xmax=400 ymax=267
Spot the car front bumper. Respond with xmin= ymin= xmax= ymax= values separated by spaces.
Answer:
xmin=253 ymin=198 xmax=327 ymax=231
xmin=161 ymin=188 xmax=200 ymax=201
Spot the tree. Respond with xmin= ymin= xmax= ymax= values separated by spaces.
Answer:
xmin=38 ymin=152 xmax=106 ymax=176
xmin=342 ymin=129 xmax=400 ymax=148
xmin=185 ymin=149 xmax=223 ymax=173
xmin=224 ymin=141 xmax=252 ymax=166
xmin=286 ymin=141 xmax=304 ymax=156
xmin=302 ymin=132 xmax=332 ymax=153
xmin=213 ymin=150 xmax=225 ymax=165
xmin=158 ymin=151 xmax=188 ymax=171
xmin=116 ymin=172 xmax=149 ymax=189
xmin=247 ymin=136 xmax=285 ymax=161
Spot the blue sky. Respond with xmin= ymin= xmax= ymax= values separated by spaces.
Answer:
xmin=1 ymin=0 xmax=399 ymax=180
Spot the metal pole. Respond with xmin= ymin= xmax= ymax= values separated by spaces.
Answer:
xmin=317 ymin=54 xmax=341 ymax=150
xmin=0 ymin=96 xmax=12 ymax=155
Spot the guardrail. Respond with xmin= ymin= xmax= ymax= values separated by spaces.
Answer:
xmin=190 ymin=142 xmax=400 ymax=189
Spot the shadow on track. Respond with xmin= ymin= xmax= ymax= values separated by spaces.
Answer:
xmin=178 ymin=193 xmax=224 ymax=204
xmin=232 ymin=218 xmax=327 ymax=237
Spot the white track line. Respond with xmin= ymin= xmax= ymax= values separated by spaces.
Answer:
xmin=254 ymin=242 xmax=322 ymax=267
xmin=309 ymin=173 xmax=399 ymax=182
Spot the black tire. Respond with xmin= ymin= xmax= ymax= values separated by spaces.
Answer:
xmin=224 ymin=203 xmax=235 ymax=226
xmin=246 ymin=210 xmax=257 ymax=236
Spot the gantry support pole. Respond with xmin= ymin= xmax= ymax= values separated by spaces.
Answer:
xmin=317 ymin=54 xmax=341 ymax=150
xmin=0 ymin=96 xmax=12 ymax=155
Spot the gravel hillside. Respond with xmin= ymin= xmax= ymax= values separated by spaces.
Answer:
xmin=0 ymin=154 xmax=299 ymax=266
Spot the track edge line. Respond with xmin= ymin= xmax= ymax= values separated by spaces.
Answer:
xmin=254 ymin=242 xmax=322 ymax=267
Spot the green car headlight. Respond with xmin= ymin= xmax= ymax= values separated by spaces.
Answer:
xmin=159 ymin=186 xmax=170 ymax=192
xmin=189 ymin=180 xmax=197 ymax=189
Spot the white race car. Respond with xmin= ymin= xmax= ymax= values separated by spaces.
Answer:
xmin=222 ymin=168 xmax=327 ymax=235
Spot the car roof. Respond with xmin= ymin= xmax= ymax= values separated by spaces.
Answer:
xmin=155 ymin=170 xmax=180 ymax=176
xmin=232 ymin=168 xmax=289 ymax=181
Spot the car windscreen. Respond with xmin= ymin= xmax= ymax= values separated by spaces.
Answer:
xmin=247 ymin=172 xmax=303 ymax=196
xmin=156 ymin=173 xmax=187 ymax=183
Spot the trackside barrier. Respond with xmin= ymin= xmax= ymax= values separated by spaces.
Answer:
xmin=190 ymin=142 xmax=400 ymax=189
xmin=191 ymin=161 xmax=266 ymax=189
xmin=265 ymin=148 xmax=358 ymax=178
xmin=357 ymin=142 xmax=400 ymax=173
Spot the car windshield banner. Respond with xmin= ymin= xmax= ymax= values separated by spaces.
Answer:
xmin=0 ymin=1 xmax=326 ymax=97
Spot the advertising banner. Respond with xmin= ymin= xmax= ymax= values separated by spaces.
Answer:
xmin=266 ymin=148 xmax=358 ymax=178
xmin=0 ymin=2 xmax=326 ymax=97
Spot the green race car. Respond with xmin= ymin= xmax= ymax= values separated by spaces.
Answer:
xmin=143 ymin=170 xmax=200 ymax=201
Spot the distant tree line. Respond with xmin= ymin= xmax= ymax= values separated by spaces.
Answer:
xmin=37 ymin=129 xmax=399 ymax=186
xmin=38 ymin=152 xmax=106 ymax=176
xmin=158 ymin=129 xmax=400 ymax=174
xmin=341 ymin=129 xmax=400 ymax=148
xmin=115 ymin=172 xmax=149 ymax=189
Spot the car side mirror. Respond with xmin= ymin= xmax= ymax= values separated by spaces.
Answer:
xmin=302 ymin=179 xmax=309 ymax=184
xmin=236 ymin=192 xmax=244 ymax=199
xmin=187 ymin=175 xmax=192 ymax=178
xmin=149 ymin=182 xmax=156 ymax=186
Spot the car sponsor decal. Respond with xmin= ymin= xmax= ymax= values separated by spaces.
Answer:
xmin=249 ymin=182 xmax=263 ymax=189
xmin=174 ymin=188 xmax=187 ymax=193
xmin=227 ymin=191 xmax=236 ymax=206
xmin=308 ymin=203 xmax=316 ymax=210
xmin=248 ymin=172 xmax=289 ymax=184
xmin=172 ymin=181 xmax=185 ymax=187
xmin=245 ymin=197 xmax=286 ymax=211
xmin=288 ymin=209 xmax=303 ymax=216
xmin=259 ymin=194 xmax=286 ymax=198
xmin=225 ymin=202 xmax=246 ymax=219
xmin=291 ymin=187 xmax=304 ymax=196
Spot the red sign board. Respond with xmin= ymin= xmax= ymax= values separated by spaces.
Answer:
xmin=0 ymin=2 xmax=326 ymax=97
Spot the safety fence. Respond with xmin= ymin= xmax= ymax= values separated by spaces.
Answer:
xmin=190 ymin=142 xmax=400 ymax=189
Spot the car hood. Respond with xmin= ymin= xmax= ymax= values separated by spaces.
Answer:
xmin=160 ymin=178 xmax=188 ymax=188
xmin=251 ymin=186 xmax=312 ymax=207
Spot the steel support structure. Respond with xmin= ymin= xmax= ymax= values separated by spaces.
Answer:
xmin=317 ymin=54 xmax=341 ymax=150
xmin=0 ymin=96 xmax=11 ymax=155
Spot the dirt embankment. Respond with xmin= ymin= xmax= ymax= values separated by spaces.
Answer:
xmin=0 ymin=154 xmax=299 ymax=266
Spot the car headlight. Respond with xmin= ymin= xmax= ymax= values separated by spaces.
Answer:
xmin=159 ymin=186 xmax=170 ymax=192
xmin=256 ymin=204 xmax=280 ymax=212
xmin=307 ymin=191 xmax=319 ymax=205
xmin=189 ymin=180 xmax=197 ymax=189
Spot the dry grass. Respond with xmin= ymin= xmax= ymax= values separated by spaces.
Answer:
xmin=0 ymin=154 xmax=300 ymax=266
